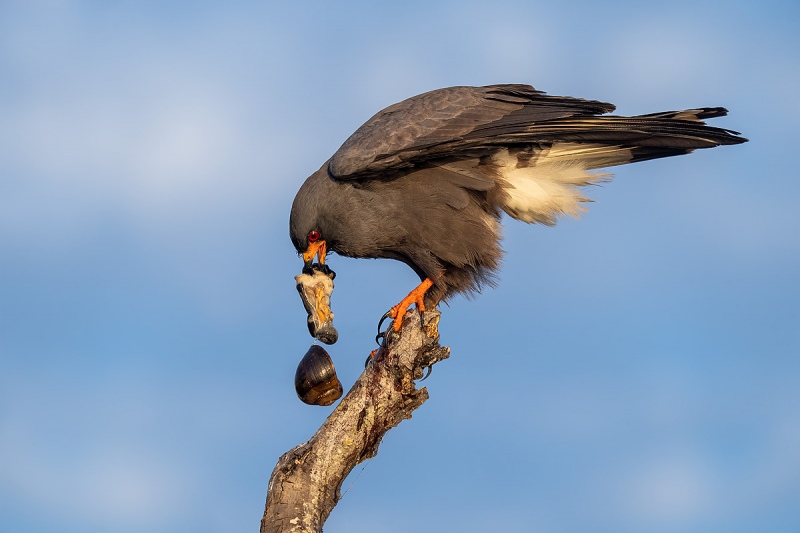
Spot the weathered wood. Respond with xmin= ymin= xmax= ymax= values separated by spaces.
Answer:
xmin=261 ymin=309 xmax=449 ymax=532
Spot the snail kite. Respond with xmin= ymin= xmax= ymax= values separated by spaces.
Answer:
xmin=290 ymin=84 xmax=746 ymax=331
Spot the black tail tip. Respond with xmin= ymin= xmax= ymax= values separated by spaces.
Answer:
xmin=695 ymin=107 xmax=729 ymax=120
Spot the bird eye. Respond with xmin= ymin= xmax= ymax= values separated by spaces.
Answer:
xmin=307 ymin=230 xmax=320 ymax=243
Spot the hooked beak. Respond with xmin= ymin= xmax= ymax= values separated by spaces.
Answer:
xmin=302 ymin=239 xmax=327 ymax=268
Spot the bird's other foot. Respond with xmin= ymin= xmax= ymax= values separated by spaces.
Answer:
xmin=364 ymin=348 xmax=379 ymax=368
xmin=420 ymin=365 xmax=433 ymax=381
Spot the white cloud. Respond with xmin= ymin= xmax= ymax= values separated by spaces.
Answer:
xmin=621 ymin=452 xmax=714 ymax=525
xmin=0 ymin=4 xmax=304 ymax=254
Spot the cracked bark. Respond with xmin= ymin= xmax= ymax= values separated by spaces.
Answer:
xmin=261 ymin=309 xmax=449 ymax=533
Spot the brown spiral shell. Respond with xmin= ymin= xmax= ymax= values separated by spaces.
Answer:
xmin=294 ymin=345 xmax=343 ymax=406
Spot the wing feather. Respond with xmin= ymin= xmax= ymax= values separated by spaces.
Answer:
xmin=328 ymin=86 xmax=745 ymax=180
xmin=328 ymin=85 xmax=616 ymax=179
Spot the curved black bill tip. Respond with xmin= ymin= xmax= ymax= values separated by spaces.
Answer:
xmin=301 ymin=262 xmax=335 ymax=279
xmin=317 ymin=263 xmax=335 ymax=279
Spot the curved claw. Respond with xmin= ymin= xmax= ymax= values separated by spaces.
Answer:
xmin=375 ymin=331 xmax=386 ymax=346
xmin=376 ymin=310 xmax=392 ymax=336
xmin=420 ymin=365 xmax=433 ymax=381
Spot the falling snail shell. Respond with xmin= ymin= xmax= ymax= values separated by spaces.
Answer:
xmin=295 ymin=344 xmax=343 ymax=406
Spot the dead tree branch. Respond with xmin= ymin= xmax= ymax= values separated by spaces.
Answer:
xmin=261 ymin=309 xmax=449 ymax=533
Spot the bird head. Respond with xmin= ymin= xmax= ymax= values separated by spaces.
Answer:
xmin=290 ymin=172 xmax=331 ymax=270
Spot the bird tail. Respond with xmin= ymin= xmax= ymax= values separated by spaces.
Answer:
xmin=512 ymin=107 xmax=746 ymax=167
xmin=480 ymin=108 xmax=747 ymax=225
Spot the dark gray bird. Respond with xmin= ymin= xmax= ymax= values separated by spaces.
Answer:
xmin=290 ymin=84 xmax=746 ymax=331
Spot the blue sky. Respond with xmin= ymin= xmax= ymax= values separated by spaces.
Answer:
xmin=1 ymin=1 xmax=798 ymax=532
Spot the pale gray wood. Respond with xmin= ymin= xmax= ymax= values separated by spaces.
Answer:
xmin=261 ymin=309 xmax=449 ymax=533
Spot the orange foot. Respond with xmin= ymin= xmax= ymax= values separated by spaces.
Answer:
xmin=388 ymin=278 xmax=434 ymax=331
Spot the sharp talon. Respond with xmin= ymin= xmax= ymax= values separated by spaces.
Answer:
xmin=375 ymin=331 xmax=385 ymax=346
xmin=377 ymin=310 xmax=392 ymax=335
xmin=420 ymin=365 xmax=432 ymax=381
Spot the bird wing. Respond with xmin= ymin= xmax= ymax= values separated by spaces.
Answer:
xmin=329 ymin=85 xmax=746 ymax=181
xmin=328 ymin=84 xmax=616 ymax=179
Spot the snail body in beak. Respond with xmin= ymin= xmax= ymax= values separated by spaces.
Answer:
xmin=295 ymin=263 xmax=338 ymax=345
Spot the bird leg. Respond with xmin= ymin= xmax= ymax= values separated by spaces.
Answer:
xmin=387 ymin=278 xmax=434 ymax=332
